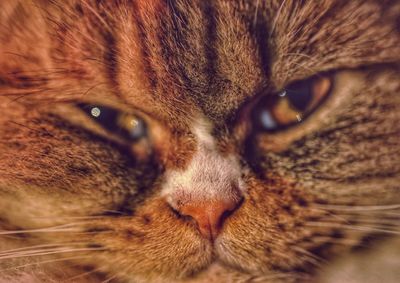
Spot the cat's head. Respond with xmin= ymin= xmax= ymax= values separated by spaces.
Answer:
xmin=0 ymin=0 xmax=399 ymax=282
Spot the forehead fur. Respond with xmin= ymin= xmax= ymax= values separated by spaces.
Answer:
xmin=1 ymin=0 xmax=399 ymax=129
xmin=118 ymin=0 xmax=400 ymax=124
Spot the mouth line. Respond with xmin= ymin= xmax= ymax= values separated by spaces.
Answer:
xmin=207 ymin=245 xmax=233 ymax=270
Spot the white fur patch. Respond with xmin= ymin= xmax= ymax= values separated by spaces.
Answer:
xmin=162 ymin=118 xmax=245 ymax=209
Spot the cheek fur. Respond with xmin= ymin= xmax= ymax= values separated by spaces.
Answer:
xmin=67 ymin=197 xmax=213 ymax=281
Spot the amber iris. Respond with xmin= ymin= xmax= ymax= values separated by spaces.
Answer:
xmin=254 ymin=74 xmax=332 ymax=132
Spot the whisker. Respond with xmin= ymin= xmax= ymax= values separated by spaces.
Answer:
xmin=309 ymin=236 xmax=360 ymax=246
xmin=82 ymin=0 xmax=113 ymax=32
xmin=0 ymin=244 xmax=90 ymax=258
xmin=313 ymin=204 xmax=400 ymax=212
xmin=0 ymin=255 xmax=91 ymax=272
xmin=306 ymin=222 xmax=400 ymax=235
xmin=64 ymin=266 xmax=104 ymax=282
xmin=287 ymin=61 xmax=319 ymax=77
xmin=282 ymin=52 xmax=319 ymax=62
xmin=8 ymin=121 xmax=55 ymax=137
xmin=101 ymin=272 xmax=119 ymax=283
xmin=307 ymin=208 xmax=400 ymax=226
xmin=291 ymin=246 xmax=325 ymax=267
xmin=0 ymin=247 xmax=106 ymax=261
xmin=309 ymin=208 xmax=400 ymax=229
xmin=0 ymin=243 xmax=77 ymax=256
xmin=345 ymin=218 xmax=400 ymax=227
xmin=30 ymin=216 xmax=130 ymax=223
xmin=252 ymin=0 xmax=260 ymax=27
xmin=0 ymin=223 xmax=85 ymax=235
xmin=253 ymin=272 xmax=310 ymax=282
xmin=269 ymin=0 xmax=288 ymax=40
xmin=0 ymin=228 xmax=83 ymax=235
xmin=102 ymin=210 xmax=129 ymax=216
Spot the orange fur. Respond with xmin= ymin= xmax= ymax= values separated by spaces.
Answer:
xmin=0 ymin=1 xmax=399 ymax=282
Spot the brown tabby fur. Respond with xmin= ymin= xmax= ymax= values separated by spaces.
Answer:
xmin=0 ymin=0 xmax=399 ymax=282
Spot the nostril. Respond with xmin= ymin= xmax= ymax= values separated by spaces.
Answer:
xmin=219 ymin=196 xmax=244 ymax=226
xmin=169 ymin=204 xmax=195 ymax=222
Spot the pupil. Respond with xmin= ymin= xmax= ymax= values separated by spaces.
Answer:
xmin=79 ymin=104 xmax=119 ymax=130
xmin=285 ymin=79 xmax=312 ymax=112
xmin=78 ymin=103 xmax=147 ymax=142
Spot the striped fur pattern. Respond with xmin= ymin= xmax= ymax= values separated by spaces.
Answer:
xmin=0 ymin=0 xmax=399 ymax=282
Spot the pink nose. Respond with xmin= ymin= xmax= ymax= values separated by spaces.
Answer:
xmin=178 ymin=197 xmax=242 ymax=240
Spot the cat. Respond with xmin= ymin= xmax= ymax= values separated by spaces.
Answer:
xmin=0 ymin=0 xmax=399 ymax=282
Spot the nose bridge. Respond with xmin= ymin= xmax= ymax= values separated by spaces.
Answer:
xmin=167 ymin=145 xmax=242 ymax=202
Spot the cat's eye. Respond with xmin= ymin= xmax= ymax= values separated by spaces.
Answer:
xmin=253 ymin=74 xmax=332 ymax=132
xmin=78 ymin=104 xmax=146 ymax=142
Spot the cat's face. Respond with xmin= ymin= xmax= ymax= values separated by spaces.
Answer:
xmin=0 ymin=0 xmax=399 ymax=282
